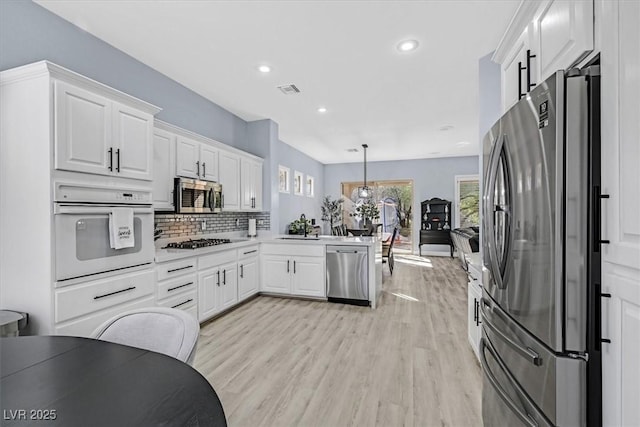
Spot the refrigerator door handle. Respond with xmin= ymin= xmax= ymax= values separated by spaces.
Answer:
xmin=480 ymin=298 xmax=542 ymax=366
xmin=480 ymin=338 xmax=540 ymax=427
xmin=484 ymin=135 xmax=506 ymax=289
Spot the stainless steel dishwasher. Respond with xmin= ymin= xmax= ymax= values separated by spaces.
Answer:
xmin=326 ymin=246 xmax=369 ymax=306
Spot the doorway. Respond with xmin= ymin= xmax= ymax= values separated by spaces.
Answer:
xmin=340 ymin=180 xmax=413 ymax=252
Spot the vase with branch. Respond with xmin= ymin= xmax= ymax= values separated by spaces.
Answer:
xmin=320 ymin=196 xmax=344 ymax=232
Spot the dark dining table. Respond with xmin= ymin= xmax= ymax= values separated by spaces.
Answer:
xmin=0 ymin=336 xmax=226 ymax=427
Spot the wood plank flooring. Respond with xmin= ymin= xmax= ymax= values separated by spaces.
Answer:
xmin=194 ymin=254 xmax=482 ymax=427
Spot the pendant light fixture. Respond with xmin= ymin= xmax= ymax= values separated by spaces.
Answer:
xmin=358 ymin=144 xmax=370 ymax=198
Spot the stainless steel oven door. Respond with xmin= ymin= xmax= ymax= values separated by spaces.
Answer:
xmin=54 ymin=204 xmax=154 ymax=281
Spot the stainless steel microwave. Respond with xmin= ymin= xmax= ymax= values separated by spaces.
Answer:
xmin=175 ymin=178 xmax=222 ymax=213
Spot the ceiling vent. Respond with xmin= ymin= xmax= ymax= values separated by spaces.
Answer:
xmin=277 ymin=84 xmax=301 ymax=95
xmin=346 ymin=148 xmax=359 ymax=153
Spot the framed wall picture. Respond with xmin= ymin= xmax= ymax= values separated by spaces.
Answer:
xmin=294 ymin=171 xmax=304 ymax=196
xmin=279 ymin=165 xmax=290 ymax=193
xmin=306 ymin=175 xmax=315 ymax=197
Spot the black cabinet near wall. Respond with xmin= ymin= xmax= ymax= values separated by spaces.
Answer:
xmin=419 ymin=198 xmax=453 ymax=257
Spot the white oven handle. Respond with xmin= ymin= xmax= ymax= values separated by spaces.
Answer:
xmin=54 ymin=204 xmax=153 ymax=215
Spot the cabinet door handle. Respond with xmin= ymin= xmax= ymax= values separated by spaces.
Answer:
xmin=202 ymin=162 xmax=206 ymax=178
xmin=243 ymin=250 xmax=257 ymax=255
xmin=94 ymin=286 xmax=135 ymax=300
xmin=223 ymin=269 xmax=226 ymax=285
xmin=217 ymin=270 xmax=220 ymax=287
xmin=287 ymin=260 xmax=290 ymax=273
xmin=518 ymin=61 xmax=526 ymax=100
xmin=108 ymin=148 xmax=113 ymax=171
xmin=167 ymin=282 xmax=193 ymax=292
xmin=240 ymin=264 xmax=244 ymax=278
xmin=172 ymin=299 xmax=193 ymax=309
xmin=473 ymin=298 xmax=478 ymax=323
xmin=293 ymin=260 xmax=296 ymax=274
xmin=196 ymin=161 xmax=200 ymax=177
xmin=526 ymin=49 xmax=536 ymax=92
xmin=167 ymin=265 xmax=193 ymax=273
xmin=116 ymin=149 xmax=121 ymax=172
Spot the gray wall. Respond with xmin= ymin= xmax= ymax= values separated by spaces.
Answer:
xmin=324 ymin=156 xmax=479 ymax=254
xmin=276 ymin=141 xmax=325 ymax=233
xmin=0 ymin=0 xmax=247 ymax=151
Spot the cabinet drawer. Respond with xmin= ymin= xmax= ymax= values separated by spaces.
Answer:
xmin=157 ymin=290 xmax=197 ymax=313
xmin=261 ymin=243 xmax=324 ymax=257
xmin=55 ymin=296 xmax=155 ymax=338
xmin=55 ymin=270 xmax=155 ymax=323
xmin=199 ymin=250 xmax=236 ymax=270
xmin=238 ymin=245 xmax=259 ymax=260
xmin=157 ymin=273 xmax=197 ymax=301
xmin=156 ymin=258 xmax=197 ymax=281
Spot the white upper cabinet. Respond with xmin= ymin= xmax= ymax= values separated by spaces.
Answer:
xmin=152 ymin=128 xmax=175 ymax=210
xmin=54 ymin=81 xmax=112 ymax=175
xmin=175 ymin=136 xmax=199 ymax=179
xmin=175 ymin=136 xmax=219 ymax=182
xmin=533 ymin=0 xmax=594 ymax=80
xmin=112 ymin=102 xmax=153 ymax=180
xmin=494 ymin=0 xmax=594 ymax=112
xmin=241 ymin=157 xmax=263 ymax=211
xmin=219 ymin=150 xmax=240 ymax=211
xmin=200 ymin=145 xmax=219 ymax=182
xmin=54 ymin=80 xmax=154 ymax=180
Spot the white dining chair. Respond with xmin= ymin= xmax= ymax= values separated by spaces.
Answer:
xmin=91 ymin=307 xmax=200 ymax=365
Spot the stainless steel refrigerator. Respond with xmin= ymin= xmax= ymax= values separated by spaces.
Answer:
xmin=481 ymin=65 xmax=603 ymax=427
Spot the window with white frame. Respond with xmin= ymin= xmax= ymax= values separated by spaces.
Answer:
xmin=454 ymin=175 xmax=480 ymax=228
xmin=306 ymin=175 xmax=315 ymax=197
xmin=279 ymin=166 xmax=290 ymax=193
xmin=294 ymin=171 xmax=304 ymax=196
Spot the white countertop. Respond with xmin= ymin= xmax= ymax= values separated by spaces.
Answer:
xmin=155 ymin=234 xmax=381 ymax=263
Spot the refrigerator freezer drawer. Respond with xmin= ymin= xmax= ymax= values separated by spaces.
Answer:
xmin=481 ymin=296 xmax=586 ymax=426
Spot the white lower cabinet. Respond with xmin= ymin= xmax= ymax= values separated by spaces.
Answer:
xmin=198 ymin=250 xmax=238 ymax=322
xmin=54 ymin=269 xmax=156 ymax=337
xmin=198 ymin=267 xmax=222 ymax=321
xmin=219 ymin=262 xmax=238 ymax=310
xmin=467 ymin=279 xmax=482 ymax=361
xmin=238 ymin=246 xmax=260 ymax=301
xmin=155 ymin=259 xmax=198 ymax=320
xmin=261 ymin=244 xmax=326 ymax=298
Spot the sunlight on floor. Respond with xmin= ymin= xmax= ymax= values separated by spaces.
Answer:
xmin=395 ymin=255 xmax=434 ymax=268
xmin=390 ymin=292 xmax=420 ymax=302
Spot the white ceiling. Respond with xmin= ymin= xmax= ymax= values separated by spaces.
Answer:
xmin=36 ymin=0 xmax=519 ymax=164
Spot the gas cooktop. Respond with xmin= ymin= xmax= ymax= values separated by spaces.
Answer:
xmin=163 ymin=238 xmax=232 ymax=250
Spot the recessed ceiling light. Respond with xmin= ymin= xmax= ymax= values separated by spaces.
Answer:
xmin=439 ymin=125 xmax=454 ymax=131
xmin=317 ymin=107 xmax=327 ymax=113
xmin=258 ymin=65 xmax=271 ymax=73
xmin=397 ymin=39 xmax=419 ymax=53
xmin=456 ymin=141 xmax=471 ymax=146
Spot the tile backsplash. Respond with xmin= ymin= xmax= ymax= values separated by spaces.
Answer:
xmin=155 ymin=212 xmax=270 ymax=239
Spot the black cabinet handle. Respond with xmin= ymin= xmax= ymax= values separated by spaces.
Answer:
xmin=216 ymin=270 xmax=220 ymax=287
xmin=240 ymin=264 xmax=244 ymax=278
xmin=593 ymin=186 xmax=611 ymax=249
xmin=518 ymin=61 xmax=526 ymax=100
xmin=108 ymin=148 xmax=113 ymax=171
xmin=196 ymin=161 xmax=200 ymax=177
xmin=293 ymin=260 xmax=296 ymax=274
xmin=172 ymin=299 xmax=193 ymax=309
xmin=526 ymin=50 xmax=537 ymax=91
xmin=223 ymin=269 xmax=226 ymax=285
xmin=202 ymin=162 xmax=206 ymax=178
xmin=473 ymin=298 xmax=478 ymax=323
xmin=167 ymin=265 xmax=193 ymax=273
xmin=94 ymin=286 xmax=135 ymax=300
xmin=116 ymin=149 xmax=121 ymax=172
xmin=287 ymin=260 xmax=290 ymax=273
xmin=167 ymin=282 xmax=193 ymax=292
xmin=243 ymin=250 xmax=257 ymax=255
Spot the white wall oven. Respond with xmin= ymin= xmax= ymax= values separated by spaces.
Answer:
xmin=54 ymin=183 xmax=154 ymax=282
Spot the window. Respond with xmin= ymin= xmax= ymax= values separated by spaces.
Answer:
xmin=278 ymin=166 xmax=290 ymax=193
xmin=306 ymin=175 xmax=315 ymax=197
xmin=455 ymin=175 xmax=480 ymax=228
xmin=294 ymin=171 xmax=304 ymax=196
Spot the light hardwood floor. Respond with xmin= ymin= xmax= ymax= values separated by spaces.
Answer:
xmin=194 ymin=254 xmax=482 ymax=427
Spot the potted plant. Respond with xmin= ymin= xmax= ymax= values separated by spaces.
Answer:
xmin=320 ymin=196 xmax=344 ymax=231
xmin=289 ymin=218 xmax=313 ymax=235
xmin=353 ymin=199 xmax=380 ymax=227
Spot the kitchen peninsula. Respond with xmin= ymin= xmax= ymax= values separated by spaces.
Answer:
xmin=155 ymin=234 xmax=383 ymax=325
